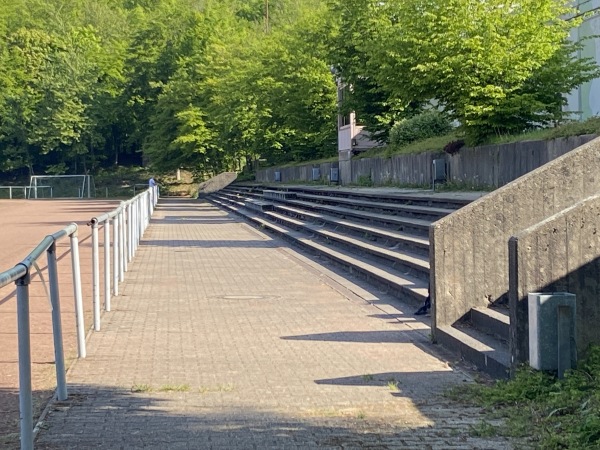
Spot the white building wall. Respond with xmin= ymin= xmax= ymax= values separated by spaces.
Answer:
xmin=566 ymin=1 xmax=600 ymax=119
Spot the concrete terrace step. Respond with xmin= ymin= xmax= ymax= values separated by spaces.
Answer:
xmin=294 ymin=192 xmax=455 ymax=220
xmin=436 ymin=325 xmax=510 ymax=379
xmin=274 ymin=204 xmax=430 ymax=257
xmin=219 ymin=189 xmax=433 ymax=237
xmin=282 ymin=199 xmax=432 ymax=236
xmin=210 ymin=196 xmax=428 ymax=306
xmin=265 ymin=210 xmax=430 ymax=279
xmin=253 ymin=184 xmax=482 ymax=209
xmin=470 ymin=307 xmax=510 ymax=342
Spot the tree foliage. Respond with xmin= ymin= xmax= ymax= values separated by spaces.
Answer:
xmin=331 ymin=0 xmax=600 ymax=144
xmin=0 ymin=0 xmax=596 ymax=178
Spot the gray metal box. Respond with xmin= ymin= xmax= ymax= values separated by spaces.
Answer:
xmin=312 ymin=168 xmax=321 ymax=181
xmin=528 ymin=292 xmax=576 ymax=371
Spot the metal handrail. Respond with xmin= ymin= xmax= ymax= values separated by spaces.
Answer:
xmin=87 ymin=185 xmax=159 ymax=331
xmin=0 ymin=223 xmax=83 ymax=450
xmin=0 ymin=184 xmax=159 ymax=450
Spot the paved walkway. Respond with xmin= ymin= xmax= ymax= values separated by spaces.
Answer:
xmin=35 ymin=198 xmax=516 ymax=449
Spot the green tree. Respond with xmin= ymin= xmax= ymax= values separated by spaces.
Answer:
xmin=364 ymin=0 xmax=596 ymax=142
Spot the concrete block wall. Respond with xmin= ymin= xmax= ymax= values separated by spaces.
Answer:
xmin=430 ymin=136 xmax=600 ymax=341
xmin=509 ymin=193 xmax=600 ymax=366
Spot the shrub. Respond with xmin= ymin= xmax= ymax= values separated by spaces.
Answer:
xmin=389 ymin=110 xmax=452 ymax=147
xmin=443 ymin=139 xmax=465 ymax=155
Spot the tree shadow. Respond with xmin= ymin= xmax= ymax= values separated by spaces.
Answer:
xmin=33 ymin=383 xmax=514 ymax=449
xmin=0 ymin=387 xmax=54 ymax=450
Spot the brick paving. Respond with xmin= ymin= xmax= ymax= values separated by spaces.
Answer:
xmin=34 ymin=198 xmax=523 ymax=449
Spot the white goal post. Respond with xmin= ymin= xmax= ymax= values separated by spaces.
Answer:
xmin=28 ymin=175 xmax=95 ymax=199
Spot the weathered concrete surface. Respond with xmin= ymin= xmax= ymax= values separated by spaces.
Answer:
xmin=196 ymin=172 xmax=237 ymax=196
xmin=431 ymin=136 xmax=600 ymax=340
xmin=35 ymin=198 xmax=526 ymax=449
xmin=256 ymin=135 xmax=596 ymax=188
xmin=509 ymin=193 xmax=600 ymax=366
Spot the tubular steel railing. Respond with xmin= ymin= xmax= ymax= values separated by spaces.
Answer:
xmin=0 ymin=185 xmax=159 ymax=450
xmin=0 ymin=224 xmax=83 ymax=450
xmin=88 ymin=186 xmax=158 ymax=330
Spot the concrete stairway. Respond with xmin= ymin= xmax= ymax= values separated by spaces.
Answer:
xmin=208 ymin=184 xmax=509 ymax=377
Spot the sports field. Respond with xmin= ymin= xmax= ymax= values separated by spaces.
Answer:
xmin=0 ymin=199 xmax=120 ymax=447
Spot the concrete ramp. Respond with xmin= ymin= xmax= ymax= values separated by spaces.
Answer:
xmin=196 ymin=172 xmax=237 ymax=196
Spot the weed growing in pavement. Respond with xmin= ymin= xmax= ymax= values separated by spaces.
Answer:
xmin=387 ymin=379 xmax=399 ymax=391
xmin=158 ymin=384 xmax=190 ymax=392
xmin=362 ymin=374 xmax=374 ymax=382
xmin=469 ymin=420 xmax=498 ymax=438
xmin=131 ymin=384 xmax=152 ymax=393
xmin=446 ymin=345 xmax=600 ymax=448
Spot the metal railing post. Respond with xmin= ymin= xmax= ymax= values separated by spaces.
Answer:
xmin=138 ymin=198 xmax=143 ymax=244
xmin=119 ymin=209 xmax=125 ymax=282
xmin=69 ymin=226 xmax=86 ymax=358
xmin=122 ymin=206 xmax=128 ymax=274
xmin=16 ymin=270 xmax=33 ymax=450
xmin=104 ymin=219 xmax=111 ymax=311
xmin=128 ymin=204 xmax=133 ymax=262
xmin=113 ymin=211 xmax=119 ymax=296
xmin=134 ymin=200 xmax=139 ymax=253
xmin=91 ymin=221 xmax=101 ymax=331
xmin=47 ymin=243 xmax=67 ymax=401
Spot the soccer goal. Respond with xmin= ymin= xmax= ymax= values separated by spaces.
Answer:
xmin=28 ymin=175 xmax=95 ymax=199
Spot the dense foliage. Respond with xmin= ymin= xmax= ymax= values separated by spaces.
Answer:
xmin=0 ymin=0 xmax=596 ymax=178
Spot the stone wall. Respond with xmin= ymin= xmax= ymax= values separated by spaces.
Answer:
xmin=430 ymin=137 xmax=600 ymax=342
xmin=509 ymin=193 xmax=600 ymax=366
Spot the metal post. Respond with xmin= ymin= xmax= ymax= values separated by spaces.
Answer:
xmin=133 ymin=201 xmax=138 ymax=253
xmin=69 ymin=228 xmax=86 ymax=358
xmin=16 ymin=273 xmax=33 ymax=450
xmin=128 ymin=204 xmax=133 ymax=262
xmin=119 ymin=210 xmax=125 ymax=282
xmin=91 ymin=221 xmax=101 ymax=331
xmin=47 ymin=244 xmax=67 ymax=400
xmin=122 ymin=206 xmax=128 ymax=273
xmin=113 ymin=213 xmax=119 ymax=296
xmin=104 ymin=220 xmax=111 ymax=311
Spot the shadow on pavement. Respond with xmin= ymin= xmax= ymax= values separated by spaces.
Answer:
xmin=34 ymin=384 xmax=515 ymax=450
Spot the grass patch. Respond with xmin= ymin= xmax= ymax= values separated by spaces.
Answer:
xmin=158 ymin=384 xmax=191 ymax=392
xmin=387 ymin=379 xmax=400 ymax=391
xmin=362 ymin=374 xmax=374 ymax=382
xmin=447 ymin=345 xmax=600 ymax=448
xmin=130 ymin=384 xmax=152 ymax=393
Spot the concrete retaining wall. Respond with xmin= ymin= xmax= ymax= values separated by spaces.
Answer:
xmin=448 ymin=135 xmax=596 ymax=187
xmin=430 ymin=136 xmax=600 ymax=342
xmin=256 ymin=135 xmax=597 ymax=188
xmin=257 ymin=161 xmax=337 ymax=184
xmin=509 ymin=193 xmax=600 ymax=366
